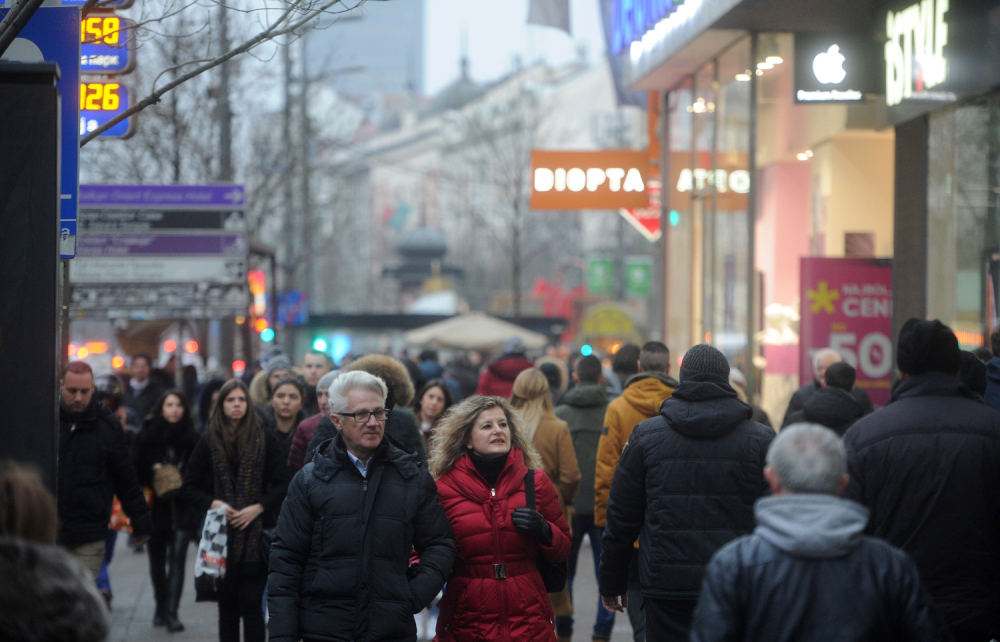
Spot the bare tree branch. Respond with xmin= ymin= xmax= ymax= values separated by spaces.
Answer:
xmin=81 ymin=0 xmax=361 ymax=146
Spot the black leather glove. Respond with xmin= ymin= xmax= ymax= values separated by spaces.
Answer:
xmin=512 ymin=507 xmax=552 ymax=546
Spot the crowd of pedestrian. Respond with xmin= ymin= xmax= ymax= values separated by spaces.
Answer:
xmin=7 ymin=318 xmax=1000 ymax=642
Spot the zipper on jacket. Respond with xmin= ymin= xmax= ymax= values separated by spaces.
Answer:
xmin=491 ymin=487 xmax=495 ymax=497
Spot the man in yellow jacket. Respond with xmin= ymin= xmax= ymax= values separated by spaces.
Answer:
xmin=595 ymin=341 xmax=677 ymax=642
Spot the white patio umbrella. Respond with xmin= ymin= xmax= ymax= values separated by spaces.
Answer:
xmin=404 ymin=311 xmax=548 ymax=352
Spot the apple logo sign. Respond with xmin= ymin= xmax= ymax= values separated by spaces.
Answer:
xmin=813 ymin=45 xmax=847 ymax=85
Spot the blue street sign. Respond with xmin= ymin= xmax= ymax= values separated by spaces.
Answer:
xmin=81 ymin=17 xmax=134 ymax=74
xmin=0 ymin=6 xmax=81 ymax=258
xmin=80 ymin=81 xmax=134 ymax=138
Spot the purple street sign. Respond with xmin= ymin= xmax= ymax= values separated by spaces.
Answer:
xmin=79 ymin=185 xmax=245 ymax=210
xmin=77 ymin=234 xmax=248 ymax=257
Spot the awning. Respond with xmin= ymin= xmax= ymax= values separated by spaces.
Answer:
xmin=403 ymin=312 xmax=549 ymax=352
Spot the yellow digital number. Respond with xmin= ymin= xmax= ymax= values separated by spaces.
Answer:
xmin=102 ymin=84 xmax=120 ymax=111
xmin=81 ymin=16 xmax=120 ymax=45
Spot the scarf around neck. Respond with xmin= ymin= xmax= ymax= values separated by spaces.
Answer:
xmin=210 ymin=430 xmax=266 ymax=574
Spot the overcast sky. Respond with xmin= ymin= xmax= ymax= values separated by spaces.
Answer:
xmin=423 ymin=0 xmax=607 ymax=95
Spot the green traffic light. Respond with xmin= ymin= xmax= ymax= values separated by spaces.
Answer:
xmin=313 ymin=338 xmax=328 ymax=352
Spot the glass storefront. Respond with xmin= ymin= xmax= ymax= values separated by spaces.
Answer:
xmin=927 ymin=95 xmax=1000 ymax=348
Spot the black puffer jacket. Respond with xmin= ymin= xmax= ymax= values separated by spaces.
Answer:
xmin=131 ymin=416 xmax=201 ymax=533
xmin=691 ymin=495 xmax=950 ymax=642
xmin=782 ymin=380 xmax=874 ymax=428
xmin=844 ymin=372 xmax=1000 ymax=638
xmin=268 ymin=433 xmax=456 ymax=642
xmin=784 ymin=386 xmax=863 ymax=436
xmin=599 ymin=375 xmax=774 ymax=600
xmin=58 ymin=398 xmax=153 ymax=545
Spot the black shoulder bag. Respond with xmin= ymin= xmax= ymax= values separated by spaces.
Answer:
xmin=524 ymin=469 xmax=568 ymax=593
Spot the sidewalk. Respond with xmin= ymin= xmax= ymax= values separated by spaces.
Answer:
xmin=105 ymin=535 xmax=635 ymax=642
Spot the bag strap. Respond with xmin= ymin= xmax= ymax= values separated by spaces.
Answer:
xmin=524 ymin=469 xmax=536 ymax=511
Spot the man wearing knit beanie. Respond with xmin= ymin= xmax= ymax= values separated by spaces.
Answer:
xmin=600 ymin=344 xmax=774 ymax=642
xmin=844 ymin=318 xmax=1000 ymax=641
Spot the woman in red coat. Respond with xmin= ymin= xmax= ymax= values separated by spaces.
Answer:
xmin=429 ymin=395 xmax=572 ymax=642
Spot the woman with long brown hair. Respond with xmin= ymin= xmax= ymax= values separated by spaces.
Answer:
xmin=411 ymin=378 xmax=454 ymax=450
xmin=181 ymin=379 xmax=290 ymax=642
xmin=429 ymin=396 xmax=571 ymax=641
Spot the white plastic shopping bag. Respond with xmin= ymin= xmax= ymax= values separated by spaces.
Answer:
xmin=194 ymin=506 xmax=228 ymax=602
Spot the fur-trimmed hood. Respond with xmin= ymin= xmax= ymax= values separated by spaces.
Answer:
xmin=0 ymin=537 xmax=110 ymax=642
xmin=344 ymin=354 xmax=416 ymax=408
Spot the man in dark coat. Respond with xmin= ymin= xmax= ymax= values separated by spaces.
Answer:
xmin=122 ymin=353 xmax=164 ymax=422
xmin=599 ymin=345 xmax=774 ymax=642
xmin=554 ymin=355 xmax=614 ymax=642
xmin=691 ymin=423 xmax=948 ymax=642
xmin=59 ymin=361 xmax=152 ymax=579
xmin=268 ymin=370 xmax=456 ymax=642
xmin=844 ymin=318 xmax=1000 ymax=642
xmin=782 ymin=348 xmax=874 ymax=427
xmin=783 ymin=362 xmax=863 ymax=436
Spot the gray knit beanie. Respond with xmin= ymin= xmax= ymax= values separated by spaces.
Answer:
xmin=679 ymin=344 xmax=730 ymax=382
xmin=318 ymin=369 xmax=340 ymax=394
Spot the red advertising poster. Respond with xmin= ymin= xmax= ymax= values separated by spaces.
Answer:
xmin=800 ymin=258 xmax=894 ymax=406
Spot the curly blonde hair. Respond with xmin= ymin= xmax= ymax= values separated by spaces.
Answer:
xmin=428 ymin=395 xmax=541 ymax=479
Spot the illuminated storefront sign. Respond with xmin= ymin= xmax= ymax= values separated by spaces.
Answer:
xmin=531 ymin=150 xmax=650 ymax=210
xmin=794 ymin=34 xmax=880 ymax=104
xmin=611 ymin=0 xmax=683 ymax=56
xmin=884 ymin=0 xmax=949 ymax=107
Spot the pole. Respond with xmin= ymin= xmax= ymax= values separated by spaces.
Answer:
xmin=299 ymin=36 xmax=313 ymax=308
xmin=60 ymin=259 xmax=70 ymax=370
xmin=657 ymin=90 xmax=670 ymax=343
xmin=745 ymin=33 xmax=759 ymax=404
xmin=281 ymin=38 xmax=296 ymax=354
xmin=217 ymin=3 xmax=233 ymax=182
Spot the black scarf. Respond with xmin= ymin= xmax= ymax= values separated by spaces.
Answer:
xmin=467 ymin=449 xmax=509 ymax=487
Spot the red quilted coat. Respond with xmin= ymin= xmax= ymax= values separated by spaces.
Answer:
xmin=434 ymin=447 xmax=572 ymax=642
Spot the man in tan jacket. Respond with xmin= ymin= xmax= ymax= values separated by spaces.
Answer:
xmin=594 ymin=341 xmax=677 ymax=642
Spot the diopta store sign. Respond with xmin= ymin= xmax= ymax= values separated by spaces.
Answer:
xmin=531 ymin=150 xmax=650 ymax=210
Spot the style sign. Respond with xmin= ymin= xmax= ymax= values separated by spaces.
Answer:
xmin=794 ymin=34 xmax=880 ymax=103
xmin=799 ymin=258 xmax=894 ymax=406
xmin=531 ymin=150 xmax=650 ymax=210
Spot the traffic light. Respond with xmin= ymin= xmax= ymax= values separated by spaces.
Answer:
xmin=261 ymin=328 xmax=275 ymax=342
xmin=313 ymin=338 xmax=328 ymax=352
xmin=185 ymin=340 xmax=199 ymax=354
xmin=232 ymin=360 xmax=246 ymax=372
xmin=255 ymin=318 xmax=268 ymax=333
xmin=163 ymin=339 xmax=177 ymax=352
xmin=248 ymin=270 xmax=267 ymax=317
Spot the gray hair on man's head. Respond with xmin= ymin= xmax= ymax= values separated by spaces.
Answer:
xmin=328 ymin=371 xmax=388 ymax=414
xmin=766 ymin=423 xmax=846 ymax=495
xmin=812 ymin=348 xmax=842 ymax=372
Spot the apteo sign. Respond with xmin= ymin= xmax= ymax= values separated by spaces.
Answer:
xmin=531 ymin=150 xmax=650 ymax=210
xmin=800 ymin=258 xmax=894 ymax=406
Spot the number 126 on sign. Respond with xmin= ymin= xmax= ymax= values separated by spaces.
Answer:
xmin=79 ymin=82 xmax=134 ymax=139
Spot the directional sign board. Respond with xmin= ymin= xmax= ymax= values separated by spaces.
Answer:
xmin=73 ymin=185 xmax=249 ymax=319
xmin=80 ymin=81 xmax=133 ymax=138
xmin=0 ymin=6 xmax=81 ymax=258
xmin=62 ymin=0 xmax=135 ymax=8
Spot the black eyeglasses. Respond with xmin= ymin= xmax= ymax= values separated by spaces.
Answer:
xmin=338 ymin=408 xmax=390 ymax=423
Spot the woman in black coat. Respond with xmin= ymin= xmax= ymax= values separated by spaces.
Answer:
xmin=132 ymin=390 xmax=200 ymax=632
xmin=181 ymin=379 xmax=290 ymax=642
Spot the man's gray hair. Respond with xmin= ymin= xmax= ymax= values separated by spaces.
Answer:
xmin=766 ymin=423 xmax=846 ymax=495
xmin=329 ymin=371 xmax=388 ymax=414
xmin=812 ymin=348 xmax=842 ymax=372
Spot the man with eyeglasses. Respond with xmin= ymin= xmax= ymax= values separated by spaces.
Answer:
xmin=268 ymin=370 xmax=456 ymax=642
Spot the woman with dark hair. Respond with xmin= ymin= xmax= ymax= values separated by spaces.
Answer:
xmin=411 ymin=378 xmax=454 ymax=450
xmin=259 ymin=376 xmax=306 ymax=469
xmin=132 ymin=390 xmax=200 ymax=632
xmin=181 ymin=379 xmax=290 ymax=642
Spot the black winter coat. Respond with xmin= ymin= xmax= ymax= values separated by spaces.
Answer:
xmin=691 ymin=496 xmax=949 ymax=642
xmin=259 ymin=405 xmax=305 ymax=472
xmin=599 ymin=375 xmax=774 ymax=600
xmin=268 ymin=433 xmax=456 ymax=642
xmin=123 ymin=380 xmax=165 ymax=423
xmin=784 ymin=386 xmax=863 ymax=436
xmin=782 ymin=380 xmax=874 ymax=428
xmin=131 ymin=416 xmax=201 ymax=533
xmin=58 ymin=399 xmax=153 ymax=545
xmin=843 ymin=372 xmax=1000 ymax=638
xmin=306 ymin=408 xmax=428 ymax=466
